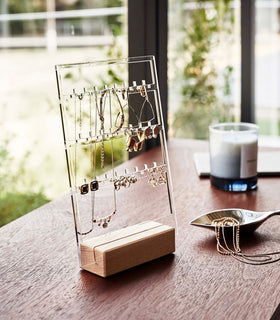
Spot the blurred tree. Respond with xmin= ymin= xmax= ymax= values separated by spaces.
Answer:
xmin=0 ymin=138 xmax=49 ymax=227
xmin=172 ymin=0 xmax=235 ymax=139
xmin=107 ymin=0 xmax=125 ymax=36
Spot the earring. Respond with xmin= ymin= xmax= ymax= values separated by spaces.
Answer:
xmin=120 ymin=176 xmax=130 ymax=188
xmin=134 ymin=140 xmax=144 ymax=152
xmin=126 ymin=135 xmax=136 ymax=152
xmin=148 ymin=169 xmax=158 ymax=187
xmin=79 ymin=179 xmax=89 ymax=195
xmin=90 ymin=180 xmax=99 ymax=191
xmin=139 ymin=86 xmax=145 ymax=97
xmin=127 ymin=175 xmax=137 ymax=184
xmin=111 ymin=89 xmax=125 ymax=134
xmin=144 ymin=126 xmax=152 ymax=139
xmin=122 ymin=88 xmax=127 ymax=100
xmin=157 ymin=167 xmax=167 ymax=185
xmin=137 ymin=129 xmax=145 ymax=142
xmin=138 ymin=85 xmax=156 ymax=125
xmin=113 ymin=176 xmax=131 ymax=190
xmin=152 ymin=125 xmax=161 ymax=139
xmin=137 ymin=127 xmax=152 ymax=141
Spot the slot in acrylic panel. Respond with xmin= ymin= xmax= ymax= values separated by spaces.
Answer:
xmin=55 ymin=56 xmax=177 ymax=275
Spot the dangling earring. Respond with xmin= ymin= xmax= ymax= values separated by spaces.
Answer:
xmin=144 ymin=126 xmax=152 ymax=139
xmin=112 ymin=88 xmax=125 ymax=134
xmin=134 ymin=139 xmax=144 ymax=151
xmin=126 ymin=134 xmax=136 ymax=152
xmin=138 ymin=85 xmax=156 ymax=126
xmin=157 ymin=167 xmax=167 ymax=185
xmin=148 ymin=169 xmax=158 ymax=187
xmin=152 ymin=125 xmax=161 ymax=139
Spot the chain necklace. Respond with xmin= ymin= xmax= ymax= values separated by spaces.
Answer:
xmin=93 ymin=89 xmax=106 ymax=169
xmin=213 ymin=217 xmax=280 ymax=265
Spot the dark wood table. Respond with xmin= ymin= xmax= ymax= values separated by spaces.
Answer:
xmin=1 ymin=139 xmax=280 ymax=320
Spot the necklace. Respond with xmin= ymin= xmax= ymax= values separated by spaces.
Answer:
xmin=95 ymin=88 xmax=106 ymax=169
xmin=213 ymin=217 xmax=280 ymax=265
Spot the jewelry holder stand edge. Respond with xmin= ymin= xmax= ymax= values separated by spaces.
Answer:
xmin=55 ymin=55 xmax=177 ymax=277
xmin=80 ymin=220 xmax=175 ymax=277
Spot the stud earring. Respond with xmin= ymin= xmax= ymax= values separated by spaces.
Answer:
xmin=79 ymin=179 xmax=89 ymax=195
xmin=90 ymin=180 xmax=99 ymax=191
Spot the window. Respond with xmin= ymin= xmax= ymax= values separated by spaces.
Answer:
xmin=0 ymin=0 xmax=127 ymax=226
xmin=168 ymin=0 xmax=241 ymax=139
xmin=255 ymin=0 xmax=280 ymax=137
xmin=168 ymin=0 xmax=280 ymax=140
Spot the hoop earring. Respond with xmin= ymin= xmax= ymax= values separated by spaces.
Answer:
xmin=112 ymin=89 xmax=124 ymax=134
xmin=115 ymin=88 xmax=140 ymax=128
xmin=138 ymin=85 xmax=156 ymax=125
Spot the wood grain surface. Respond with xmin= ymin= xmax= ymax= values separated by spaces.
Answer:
xmin=1 ymin=139 xmax=280 ymax=320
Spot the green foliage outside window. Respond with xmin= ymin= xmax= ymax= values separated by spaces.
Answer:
xmin=0 ymin=138 xmax=49 ymax=227
xmin=172 ymin=0 xmax=235 ymax=139
xmin=0 ymin=0 xmax=126 ymax=228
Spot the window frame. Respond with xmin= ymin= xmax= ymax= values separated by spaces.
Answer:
xmin=128 ymin=0 xmax=256 ymax=135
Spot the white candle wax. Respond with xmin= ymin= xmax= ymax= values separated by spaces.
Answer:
xmin=210 ymin=133 xmax=258 ymax=179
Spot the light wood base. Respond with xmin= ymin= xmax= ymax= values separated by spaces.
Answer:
xmin=80 ymin=221 xmax=175 ymax=277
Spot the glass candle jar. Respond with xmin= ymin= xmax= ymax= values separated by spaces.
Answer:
xmin=209 ymin=122 xmax=259 ymax=191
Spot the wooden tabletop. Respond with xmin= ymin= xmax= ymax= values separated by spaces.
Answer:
xmin=1 ymin=139 xmax=280 ymax=320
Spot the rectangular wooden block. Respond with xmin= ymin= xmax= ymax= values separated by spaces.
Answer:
xmin=80 ymin=221 xmax=175 ymax=277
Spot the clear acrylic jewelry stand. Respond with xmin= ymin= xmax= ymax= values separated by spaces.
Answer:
xmin=55 ymin=56 xmax=177 ymax=276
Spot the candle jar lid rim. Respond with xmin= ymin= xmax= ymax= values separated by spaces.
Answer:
xmin=209 ymin=122 xmax=258 ymax=134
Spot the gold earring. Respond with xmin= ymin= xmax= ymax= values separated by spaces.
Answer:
xmin=134 ymin=140 xmax=144 ymax=151
xmin=126 ymin=135 xmax=136 ymax=152
xmin=148 ymin=169 xmax=158 ymax=187
xmin=112 ymin=89 xmax=124 ymax=134
xmin=128 ymin=175 xmax=137 ymax=184
xmin=152 ymin=125 xmax=161 ymax=139
xmin=144 ymin=126 xmax=152 ymax=139
xmin=137 ymin=129 xmax=145 ymax=142
xmin=157 ymin=168 xmax=167 ymax=185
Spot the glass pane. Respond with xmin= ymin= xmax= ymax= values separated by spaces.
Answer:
xmin=168 ymin=0 xmax=241 ymax=139
xmin=255 ymin=0 xmax=280 ymax=137
xmin=0 ymin=0 xmax=127 ymax=226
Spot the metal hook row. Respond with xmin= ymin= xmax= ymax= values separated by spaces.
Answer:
xmin=66 ymin=123 xmax=161 ymax=147
xmin=103 ymin=162 xmax=166 ymax=182
xmin=67 ymin=80 xmax=156 ymax=99
xmin=71 ymin=162 xmax=167 ymax=194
